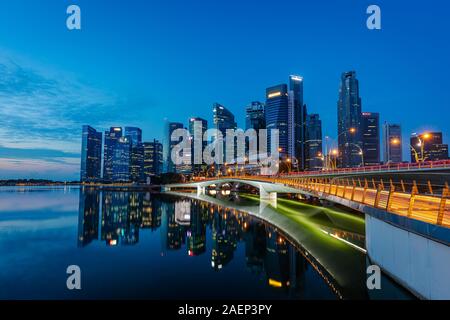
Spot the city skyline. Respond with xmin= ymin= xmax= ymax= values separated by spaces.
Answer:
xmin=1 ymin=0 xmax=450 ymax=180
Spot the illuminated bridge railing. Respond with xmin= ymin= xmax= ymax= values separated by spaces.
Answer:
xmin=236 ymin=176 xmax=450 ymax=228
xmin=281 ymin=159 xmax=450 ymax=177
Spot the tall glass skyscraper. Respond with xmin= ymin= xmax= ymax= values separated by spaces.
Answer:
xmin=213 ymin=103 xmax=237 ymax=164
xmin=189 ymin=117 xmax=208 ymax=175
xmin=305 ymin=114 xmax=322 ymax=171
xmin=337 ymin=71 xmax=363 ymax=168
xmin=245 ymin=102 xmax=265 ymax=161
xmin=265 ymin=84 xmax=289 ymax=158
xmin=80 ymin=125 xmax=102 ymax=182
xmin=103 ymin=127 xmax=123 ymax=181
xmin=143 ymin=139 xmax=163 ymax=180
xmin=289 ymin=75 xmax=307 ymax=169
xmin=383 ymin=122 xmax=402 ymax=164
xmin=112 ymin=136 xmax=131 ymax=182
xmin=245 ymin=101 xmax=265 ymax=131
xmin=125 ymin=127 xmax=144 ymax=182
xmin=163 ymin=121 xmax=184 ymax=173
xmin=362 ymin=112 xmax=380 ymax=166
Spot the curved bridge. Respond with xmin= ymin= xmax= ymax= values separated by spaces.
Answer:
xmin=163 ymin=178 xmax=312 ymax=205
xmin=163 ymin=175 xmax=450 ymax=299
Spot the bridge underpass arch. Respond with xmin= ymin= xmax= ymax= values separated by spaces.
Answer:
xmin=196 ymin=179 xmax=279 ymax=204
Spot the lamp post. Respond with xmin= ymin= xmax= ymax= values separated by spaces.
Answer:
xmin=323 ymin=149 xmax=339 ymax=170
xmin=345 ymin=142 xmax=364 ymax=167
xmin=324 ymin=127 xmax=357 ymax=169
xmin=330 ymin=149 xmax=339 ymax=169
xmin=286 ymin=158 xmax=292 ymax=173
xmin=410 ymin=133 xmax=431 ymax=163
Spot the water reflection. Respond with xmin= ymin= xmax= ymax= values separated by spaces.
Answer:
xmin=76 ymin=188 xmax=413 ymax=300
xmin=77 ymin=188 xmax=339 ymax=298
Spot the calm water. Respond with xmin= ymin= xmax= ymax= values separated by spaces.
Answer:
xmin=0 ymin=186 xmax=413 ymax=300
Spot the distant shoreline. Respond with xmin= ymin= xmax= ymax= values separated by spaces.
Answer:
xmin=0 ymin=181 xmax=162 ymax=191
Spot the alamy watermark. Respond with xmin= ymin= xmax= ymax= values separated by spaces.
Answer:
xmin=366 ymin=265 xmax=381 ymax=290
xmin=66 ymin=4 xmax=381 ymax=31
xmin=170 ymin=121 xmax=281 ymax=175
xmin=66 ymin=5 xmax=81 ymax=30
xmin=66 ymin=265 xmax=81 ymax=290
xmin=367 ymin=5 xmax=381 ymax=30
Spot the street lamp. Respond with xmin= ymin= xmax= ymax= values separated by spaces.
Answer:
xmin=286 ymin=158 xmax=292 ymax=173
xmin=411 ymin=133 xmax=431 ymax=163
xmin=323 ymin=128 xmax=357 ymax=168
xmin=345 ymin=143 xmax=364 ymax=167
xmin=323 ymin=148 xmax=339 ymax=170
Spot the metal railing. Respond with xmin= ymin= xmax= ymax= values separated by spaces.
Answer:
xmin=234 ymin=176 xmax=450 ymax=228
xmin=281 ymin=159 xmax=450 ymax=177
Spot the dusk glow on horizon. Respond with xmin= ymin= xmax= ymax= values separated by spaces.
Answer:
xmin=0 ymin=0 xmax=449 ymax=180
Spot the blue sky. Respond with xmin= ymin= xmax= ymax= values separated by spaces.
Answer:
xmin=0 ymin=0 xmax=449 ymax=180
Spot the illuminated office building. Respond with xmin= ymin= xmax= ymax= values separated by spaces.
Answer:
xmin=265 ymin=84 xmax=289 ymax=158
xmin=337 ymin=71 xmax=363 ymax=168
xmin=304 ymin=114 xmax=323 ymax=171
xmin=246 ymin=101 xmax=265 ymax=131
xmin=362 ymin=112 xmax=380 ymax=166
xmin=163 ymin=121 xmax=184 ymax=173
xmin=125 ymin=127 xmax=144 ymax=182
xmin=289 ymin=75 xmax=307 ymax=169
xmin=213 ymin=103 xmax=237 ymax=165
xmin=189 ymin=117 xmax=208 ymax=175
xmin=143 ymin=139 xmax=163 ymax=180
xmin=112 ymin=136 xmax=132 ymax=182
xmin=80 ymin=125 xmax=102 ymax=182
xmin=383 ymin=123 xmax=402 ymax=164
xmin=103 ymin=127 xmax=123 ymax=181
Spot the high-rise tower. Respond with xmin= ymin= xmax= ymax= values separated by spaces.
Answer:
xmin=337 ymin=71 xmax=363 ymax=168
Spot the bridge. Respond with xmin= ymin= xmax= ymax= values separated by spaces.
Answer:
xmin=167 ymin=191 xmax=368 ymax=299
xmin=163 ymin=163 xmax=450 ymax=299
xmin=164 ymin=178 xmax=311 ymax=205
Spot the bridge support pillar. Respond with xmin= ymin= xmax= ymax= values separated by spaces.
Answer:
xmin=197 ymin=186 xmax=206 ymax=196
xmin=260 ymin=188 xmax=277 ymax=207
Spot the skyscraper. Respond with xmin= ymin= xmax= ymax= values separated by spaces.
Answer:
xmin=213 ymin=103 xmax=237 ymax=164
xmin=163 ymin=121 xmax=184 ymax=173
xmin=112 ymin=136 xmax=131 ymax=182
xmin=189 ymin=117 xmax=208 ymax=175
xmin=143 ymin=139 xmax=163 ymax=181
xmin=289 ymin=75 xmax=307 ymax=170
xmin=103 ymin=127 xmax=123 ymax=181
xmin=245 ymin=101 xmax=265 ymax=131
xmin=125 ymin=127 xmax=144 ymax=182
xmin=304 ymin=114 xmax=323 ymax=171
xmin=410 ymin=132 xmax=449 ymax=163
xmin=245 ymin=101 xmax=265 ymax=161
xmin=80 ymin=125 xmax=102 ymax=182
xmin=337 ymin=71 xmax=363 ymax=168
xmin=175 ymin=124 xmax=193 ymax=175
xmin=265 ymin=84 xmax=289 ymax=158
xmin=362 ymin=112 xmax=380 ymax=166
xmin=383 ymin=123 xmax=403 ymax=164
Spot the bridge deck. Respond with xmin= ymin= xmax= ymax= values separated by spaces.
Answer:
xmin=165 ymin=175 xmax=450 ymax=229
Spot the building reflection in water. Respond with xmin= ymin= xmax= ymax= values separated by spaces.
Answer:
xmin=77 ymin=189 xmax=335 ymax=297
xmin=77 ymin=188 xmax=100 ymax=247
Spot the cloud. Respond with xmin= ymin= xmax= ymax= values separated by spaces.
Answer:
xmin=0 ymin=157 xmax=80 ymax=181
xmin=0 ymin=57 xmax=123 ymax=153
xmin=0 ymin=145 xmax=79 ymax=159
xmin=0 ymin=54 xmax=139 ymax=179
